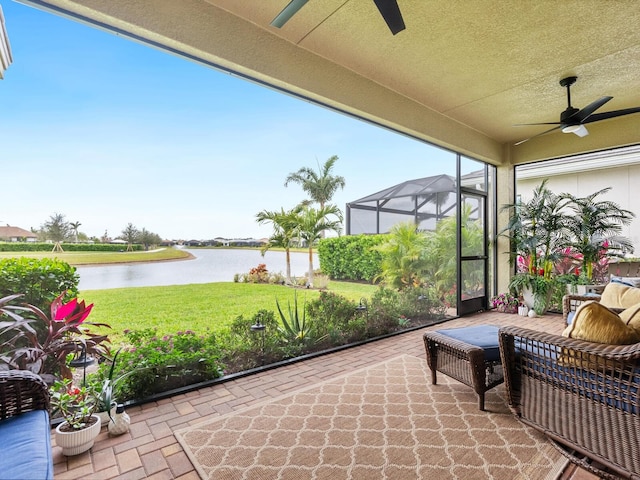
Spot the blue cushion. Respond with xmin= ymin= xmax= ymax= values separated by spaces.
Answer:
xmin=611 ymin=276 xmax=640 ymax=288
xmin=435 ymin=325 xmax=501 ymax=361
xmin=566 ymin=311 xmax=575 ymax=325
xmin=0 ymin=410 xmax=53 ymax=480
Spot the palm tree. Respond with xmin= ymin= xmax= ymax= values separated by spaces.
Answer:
xmin=69 ymin=221 xmax=82 ymax=243
xmin=284 ymin=155 xmax=346 ymax=210
xmin=255 ymin=206 xmax=303 ymax=284
xmin=296 ymin=205 xmax=343 ymax=286
xmin=562 ymin=188 xmax=634 ymax=281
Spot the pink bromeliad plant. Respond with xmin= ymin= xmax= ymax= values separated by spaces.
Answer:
xmin=0 ymin=292 xmax=111 ymax=382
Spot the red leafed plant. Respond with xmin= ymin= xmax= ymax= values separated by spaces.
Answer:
xmin=0 ymin=291 xmax=111 ymax=381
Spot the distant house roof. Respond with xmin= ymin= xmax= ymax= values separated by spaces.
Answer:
xmin=0 ymin=6 xmax=12 ymax=80
xmin=0 ymin=225 xmax=37 ymax=240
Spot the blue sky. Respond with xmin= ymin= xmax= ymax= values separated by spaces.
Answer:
xmin=1 ymin=1 xmax=455 ymax=240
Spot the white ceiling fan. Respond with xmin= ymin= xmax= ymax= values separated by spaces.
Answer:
xmin=515 ymin=76 xmax=640 ymax=145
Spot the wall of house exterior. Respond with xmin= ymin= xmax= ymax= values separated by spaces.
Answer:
xmin=516 ymin=145 xmax=640 ymax=257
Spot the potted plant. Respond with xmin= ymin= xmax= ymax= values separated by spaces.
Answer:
xmin=93 ymin=348 xmax=139 ymax=426
xmin=501 ymin=181 xmax=571 ymax=315
xmin=562 ymin=188 xmax=634 ymax=283
xmin=489 ymin=293 xmax=519 ymax=314
xmin=50 ymin=378 xmax=101 ymax=456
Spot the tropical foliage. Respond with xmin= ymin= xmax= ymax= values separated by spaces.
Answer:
xmin=276 ymin=292 xmax=313 ymax=343
xmin=561 ymin=188 xmax=634 ymax=281
xmin=296 ymin=204 xmax=343 ymax=286
xmin=501 ymin=181 xmax=635 ymax=313
xmin=0 ymin=292 xmax=111 ymax=381
xmin=501 ymin=180 xmax=571 ymax=279
xmin=374 ymin=222 xmax=430 ymax=289
xmin=284 ymin=155 xmax=346 ymax=210
xmin=256 ymin=206 xmax=303 ymax=284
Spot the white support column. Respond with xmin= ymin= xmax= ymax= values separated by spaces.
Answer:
xmin=496 ymin=162 xmax=515 ymax=294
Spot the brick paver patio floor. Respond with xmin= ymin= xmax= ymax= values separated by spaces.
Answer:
xmin=51 ymin=310 xmax=597 ymax=479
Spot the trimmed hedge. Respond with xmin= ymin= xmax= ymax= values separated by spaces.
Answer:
xmin=318 ymin=234 xmax=385 ymax=282
xmin=0 ymin=242 xmax=143 ymax=252
xmin=0 ymin=257 xmax=79 ymax=312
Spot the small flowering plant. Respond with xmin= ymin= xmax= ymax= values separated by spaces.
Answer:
xmin=50 ymin=378 xmax=98 ymax=430
xmin=490 ymin=293 xmax=519 ymax=313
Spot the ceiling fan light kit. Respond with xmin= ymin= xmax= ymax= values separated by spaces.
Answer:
xmin=562 ymin=124 xmax=588 ymax=137
xmin=515 ymin=76 xmax=640 ymax=145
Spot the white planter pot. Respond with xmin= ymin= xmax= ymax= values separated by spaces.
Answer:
xmin=55 ymin=414 xmax=102 ymax=456
xmin=97 ymin=402 xmax=117 ymax=426
xmin=522 ymin=287 xmax=535 ymax=309
xmin=522 ymin=286 xmax=551 ymax=315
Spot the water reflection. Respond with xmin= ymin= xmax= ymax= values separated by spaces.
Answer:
xmin=77 ymin=248 xmax=317 ymax=291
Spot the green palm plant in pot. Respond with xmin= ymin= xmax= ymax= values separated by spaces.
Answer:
xmin=561 ymin=187 xmax=634 ymax=283
xmin=500 ymin=180 xmax=572 ymax=314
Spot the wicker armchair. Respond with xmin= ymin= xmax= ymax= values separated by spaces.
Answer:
xmin=0 ymin=369 xmax=50 ymax=420
xmin=562 ymin=292 xmax=625 ymax=324
xmin=499 ymin=325 xmax=640 ymax=479
xmin=0 ymin=370 xmax=53 ymax=479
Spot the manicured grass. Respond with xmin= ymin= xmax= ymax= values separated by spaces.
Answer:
xmin=82 ymin=281 xmax=378 ymax=346
xmin=0 ymin=247 xmax=192 ymax=265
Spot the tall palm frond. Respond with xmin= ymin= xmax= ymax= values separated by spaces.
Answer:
xmin=296 ymin=204 xmax=343 ymax=286
xmin=255 ymin=206 xmax=303 ymax=284
xmin=284 ymin=155 xmax=346 ymax=210
xmin=561 ymin=188 xmax=635 ymax=280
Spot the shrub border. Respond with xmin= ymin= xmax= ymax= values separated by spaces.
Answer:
xmin=121 ymin=316 xmax=454 ymax=409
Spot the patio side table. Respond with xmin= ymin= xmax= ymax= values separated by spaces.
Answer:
xmin=423 ymin=325 xmax=504 ymax=411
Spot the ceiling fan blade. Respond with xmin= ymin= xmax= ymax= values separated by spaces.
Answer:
xmin=372 ymin=0 xmax=405 ymax=35
xmin=581 ymin=106 xmax=640 ymax=124
xmin=271 ymin=0 xmax=310 ymax=28
xmin=574 ymin=96 xmax=613 ymax=122
xmin=514 ymin=125 xmax=562 ymax=146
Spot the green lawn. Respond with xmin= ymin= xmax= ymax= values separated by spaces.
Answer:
xmin=0 ymin=248 xmax=193 ymax=265
xmin=82 ymin=281 xmax=377 ymax=346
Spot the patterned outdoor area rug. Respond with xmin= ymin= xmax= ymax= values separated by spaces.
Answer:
xmin=175 ymin=354 xmax=567 ymax=480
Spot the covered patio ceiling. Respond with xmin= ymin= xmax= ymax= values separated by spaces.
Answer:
xmin=16 ymin=0 xmax=640 ymax=167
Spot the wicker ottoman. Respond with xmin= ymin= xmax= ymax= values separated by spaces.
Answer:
xmin=423 ymin=325 xmax=504 ymax=411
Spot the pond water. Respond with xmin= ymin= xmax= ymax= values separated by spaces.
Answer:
xmin=77 ymin=248 xmax=317 ymax=291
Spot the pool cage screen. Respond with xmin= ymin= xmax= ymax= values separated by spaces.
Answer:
xmin=346 ymin=174 xmax=457 ymax=234
xmin=346 ymin=171 xmax=485 ymax=234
